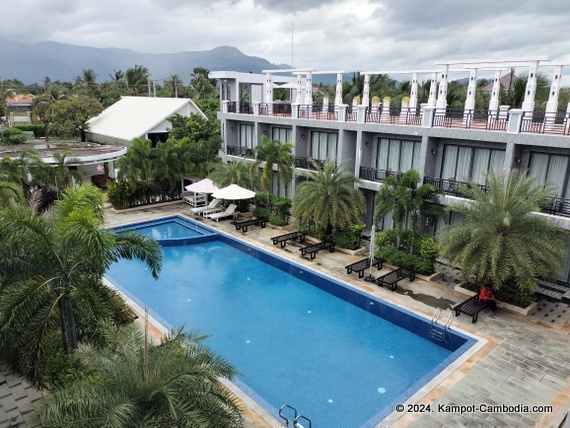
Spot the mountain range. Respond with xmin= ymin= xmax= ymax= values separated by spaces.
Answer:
xmin=0 ymin=40 xmax=291 ymax=85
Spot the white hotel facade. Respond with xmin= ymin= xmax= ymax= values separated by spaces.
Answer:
xmin=209 ymin=57 xmax=570 ymax=284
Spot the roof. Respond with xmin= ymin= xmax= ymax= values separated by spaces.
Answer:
xmin=0 ymin=142 xmax=127 ymax=165
xmin=483 ymin=73 xmax=518 ymax=92
xmin=86 ymin=96 xmax=206 ymax=142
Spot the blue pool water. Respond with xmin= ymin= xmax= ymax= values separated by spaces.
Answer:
xmin=106 ymin=216 xmax=475 ymax=427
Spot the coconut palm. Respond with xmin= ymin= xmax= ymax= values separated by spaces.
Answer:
xmin=254 ymin=136 xmax=294 ymax=206
xmin=293 ymin=161 xmax=365 ymax=236
xmin=209 ymin=160 xmax=258 ymax=190
xmin=35 ymin=323 xmax=244 ymax=428
xmin=439 ymin=170 xmax=566 ymax=297
xmin=0 ymin=183 xmax=162 ymax=387
xmin=375 ymin=169 xmax=443 ymax=252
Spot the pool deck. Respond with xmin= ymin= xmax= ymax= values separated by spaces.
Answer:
xmin=2 ymin=201 xmax=562 ymax=428
xmin=97 ymin=202 xmax=570 ymax=428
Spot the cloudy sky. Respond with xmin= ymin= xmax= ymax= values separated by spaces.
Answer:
xmin=2 ymin=0 xmax=570 ymax=74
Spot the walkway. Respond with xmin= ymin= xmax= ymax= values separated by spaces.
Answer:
xmin=103 ymin=202 xmax=570 ymax=428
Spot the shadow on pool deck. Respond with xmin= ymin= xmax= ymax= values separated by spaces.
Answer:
xmin=101 ymin=202 xmax=570 ymax=428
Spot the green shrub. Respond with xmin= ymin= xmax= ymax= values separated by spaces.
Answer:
xmin=14 ymin=124 xmax=45 ymax=138
xmin=254 ymin=192 xmax=268 ymax=209
xmin=268 ymin=214 xmax=287 ymax=226
xmin=253 ymin=207 xmax=270 ymax=220
xmin=376 ymin=244 xmax=434 ymax=275
xmin=1 ymin=127 xmax=27 ymax=145
xmin=418 ymin=235 xmax=439 ymax=265
xmin=333 ymin=223 xmax=365 ymax=249
xmin=272 ymin=196 xmax=292 ymax=222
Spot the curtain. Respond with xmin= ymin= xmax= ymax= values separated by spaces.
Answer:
xmin=441 ymin=145 xmax=458 ymax=179
xmin=240 ymin=124 xmax=254 ymax=149
xmin=471 ymin=148 xmax=490 ymax=185
xmin=546 ymin=155 xmax=568 ymax=197
xmin=272 ymin=127 xmax=292 ymax=143
xmin=376 ymin=138 xmax=389 ymax=170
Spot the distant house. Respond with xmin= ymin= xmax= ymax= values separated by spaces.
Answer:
xmin=5 ymin=94 xmax=36 ymax=125
xmin=482 ymin=73 xmax=518 ymax=93
xmin=85 ymin=96 xmax=206 ymax=147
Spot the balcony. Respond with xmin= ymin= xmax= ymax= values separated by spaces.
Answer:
xmin=295 ymin=157 xmax=330 ymax=170
xmin=359 ymin=166 xmax=403 ymax=182
xmin=424 ymin=176 xmax=570 ymax=218
xmin=226 ymin=145 xmax=253 ymax=157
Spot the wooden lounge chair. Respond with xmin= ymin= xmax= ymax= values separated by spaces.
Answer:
xmin=299 ymin=241 xmax=335 ymax=260
xmin=206 ymin=204 xmax=237 ymax=222
xmin=234 ymin=218 xmax=266 ymax=233
xmin=376 ymin=267 xmax=415 ymax=291
xmin=345 ymin=257 xmax=384 ymax=278
xmin=453 ymin=295 xmax=489 ymax=323
xmin=271 ymin=231 xmax=306 ymax=248
xmin=190 ymin=198 xmax=221 ymax=216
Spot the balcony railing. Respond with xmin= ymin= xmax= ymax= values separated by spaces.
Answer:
xmin=295 ymin=157 xmax=330 ymax=170
xmin=365 ymin=106 xmax=422 ymax=125
xmin=423 ymin=176 xmax=487 ymax=197
xmin=260 ymin=102 xmax=292 ymax=116
xmin=226 ymin=145 xmax=253 ymax=157
xmin=520 ymin=110 xmax=570 ymax=136
xmin=424 ymin=176 xmax=570 ymax=218
xmin=431 ymin=108 xmax=509 ymax=131
xmin=359 ymin=166 xmax=403 ymax=182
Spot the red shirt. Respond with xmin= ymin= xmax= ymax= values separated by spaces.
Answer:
xmin=479 ymin=287 xmax=495 ymax=301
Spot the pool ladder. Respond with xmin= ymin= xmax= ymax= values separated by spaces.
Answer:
xmin=430 ymin=308 xmax=454 ymax=343
xmin=279 ymin=404 xmax=312 ymax=428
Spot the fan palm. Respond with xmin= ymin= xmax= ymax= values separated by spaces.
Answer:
xmin=0 ymin=184 xmax=162 ymax=387
xmin=35 ymin=324 xmax=244 ymax=428
xmin=293 ymin=161 xmax=365 ymax=236
xmin=439 ymin=170 xmax=566 ymax=295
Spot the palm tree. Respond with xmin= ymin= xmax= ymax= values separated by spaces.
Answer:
xmin=209 ymin=160 xmax=258 ymax=189
xmin=0 ymin=181 xmax=24 ymax=207
xmin=50 ymin=151 xmax=84 ymax=196
xmin=439 ymin=170 xmax=567 ymax=298
xmin=125 ymin=65 xmax=150 ymax=96
xmin=35 ymin=323 xmax=244 ymax=427
xmin=375 ymin=169 xmax=443 ymax=252
xmin=116 ymin=138 xmax=154 ymax=182
xmin=254 ymin=136 xmax=294 ymax=206
xmin=0 ymin=184 xmax=162 ymax=387
xmin=293 ymin=161 xmax=365 ymax=236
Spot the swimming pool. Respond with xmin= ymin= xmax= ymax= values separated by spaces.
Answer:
xmin=106 ymin=216 xmax=477 ymax=427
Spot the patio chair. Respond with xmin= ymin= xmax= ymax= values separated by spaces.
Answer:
xmin=190 ymin=198 xmax=221 ymax=216
xmin=206 ymin=204 xmax=237 ymax=222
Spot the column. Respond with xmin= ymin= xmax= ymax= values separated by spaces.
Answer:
xmin=521 ymin=60 xmax=539 ymax=112
xmin=464 ymin=69 xmax=477 ymax=124
xmin=546 ymin=66 xmax=563 ymax=114
xmin=265 ymin=72 xmax=273 ymax=115
xmin=304 ymin=71 xmax=313 ymax=106
xmin=488 ymin=70 xmax=501 ymax=115
xmin=362 ymin=74 xmax=371 ymax=107
xmin=435 ymin=65 xmax=449 ymax=112
xmin=427 ymin=72 xmax=438 ymax=107
xmin=295 ymin=73 xmax=304 ymax=104
xmin=409 ymin=72 xmax=419 ymax=110
xmin=335 ymin=73 xmax=343 ymax=106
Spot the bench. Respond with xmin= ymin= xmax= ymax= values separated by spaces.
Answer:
xmin=234 ymin=218 xmax=266 ymax=233
xmin=536 ymin=279 xmax=570 ymax=304
xmin=271 ymin=231 xmax=306 ymax=248
xmin=453 ymin=295 xmax=489 ymax=323
xmin=376 ymin=267 xmax=415 ymax=291
xmin=345 ymin=257 xmax=384 ymax=278
xmin=299 ymin=241 xmax=335 ymax=260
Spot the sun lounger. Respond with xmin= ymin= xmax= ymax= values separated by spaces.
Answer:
xmin=299 ymin=241 xmax=335 ymax=260
xmin=271 ymin=231 xmax=306 ymax=248
xmin=376 ymin=267 xmax=415 ymax=291
xmin=206 ymin=204 xmax=237 ymax=222
xmin=345 ymin=257 xmax=384 ymax=278
xmin=190 ymin=198 xmax=221 ymax=216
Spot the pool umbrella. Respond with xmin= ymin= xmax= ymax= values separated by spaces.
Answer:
xmin=364 ymin=225 xmax=376 ymax=282
xmin=212 ymin=184 xmax=255 ymax=201
xmin=184 ymin=178 xmax=219 ymax=194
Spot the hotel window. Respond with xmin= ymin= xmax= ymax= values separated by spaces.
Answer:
xmin=272 ymin=127 xmax=292 ymax=144
xmin=528 ymin=152 xmax=570 ymax=198
xmin=272 ymin=173 xmax=291 ymax=198
xmin=239 ymin=124 xmax=254 ymax=150
xmin=441 ymin=145 xmax=505 ymax=185
xmin=376 ymin=138 xmax=421 ymax=173
xmin=310 ymin=131 xmax=338 ymax=161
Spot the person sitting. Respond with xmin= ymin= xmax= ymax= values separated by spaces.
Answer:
xmin=479 ymin=285 xmax=498 ymax=318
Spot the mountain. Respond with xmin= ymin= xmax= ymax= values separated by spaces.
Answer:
xmin=0 ymin=40 xmax=291 ymax=84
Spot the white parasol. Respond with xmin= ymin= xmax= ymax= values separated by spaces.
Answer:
xmin=184 ymin=178 xmax=219 ymax=194
xmin=212 ymin=184 xmax=255 ymax=201
xmin=364 ymin=225 xmax=376 ymax=282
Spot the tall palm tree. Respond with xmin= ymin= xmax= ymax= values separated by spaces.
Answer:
xmin=254 ymin=136 xmax=294 ymax=206
xmin=375 ymin=169 xmax=443 ymax=252
xmin=116 ymin=138 xmax=154 ymax=182
xmin=50 ymin=151 xmax=84 ymax=196
xmin=35 ymin=324 xmax=244 ymax=427
xmin=439 ymin=170 xmax=567 ymax=296
xmin=293 ymin=161 xmax=365 ymax=236
xmin=125 ymin=65 xmax=150 ymax=96
xmin=0 ymin=184 xmax=162 ymax=387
